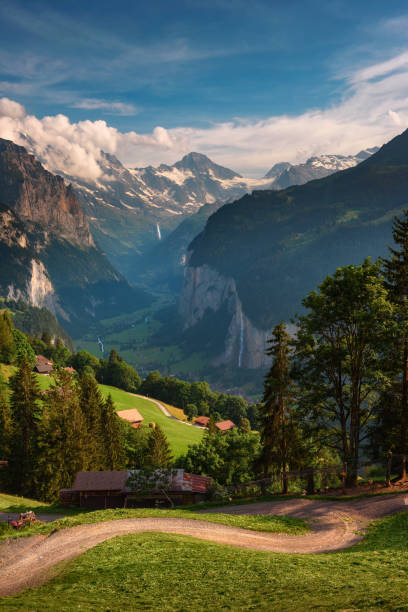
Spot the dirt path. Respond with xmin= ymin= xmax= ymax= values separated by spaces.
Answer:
xmin=0 ymin=494 xmax=406 ymax=597
xmin=130 ymin=393 xmax=204 ymax=428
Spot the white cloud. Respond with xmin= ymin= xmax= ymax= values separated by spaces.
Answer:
xmin=1 ymin=49 xmax=408 ymax=179
xmin=70 ymin=99 xmax=139 ymax=116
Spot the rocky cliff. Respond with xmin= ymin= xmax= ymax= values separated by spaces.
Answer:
xmin=0 ymin=138 xmax=92 ymax=246
xmin=0 ymin=140 xmax=149 ymax=335
xmin=180 ymin=263 xmax=271 ymax=369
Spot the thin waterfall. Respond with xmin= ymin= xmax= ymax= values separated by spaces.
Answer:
xmin=97 ymin=337 xmax=104 ymax=355
xmin=238 ymin=311 xmax=244 ymax=368
xmin=156 ymin=223 xmax=162 ymax=240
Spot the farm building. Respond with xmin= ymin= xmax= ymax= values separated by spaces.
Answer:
xmin=117 ymin=408 xmax=144 ymax=429
xmin=195 ymin=416 xmax=210 ymax=427
xmin=34 ymin=355 xmax=53 ymax=375
xmin=60 ymin=469 xmax=212 ymax=509
xmin=215 ymin=420 xmax=236 ymax=433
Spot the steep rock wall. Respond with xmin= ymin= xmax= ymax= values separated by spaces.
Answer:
xmin=180 ymin=264 xmax=271 ymax=369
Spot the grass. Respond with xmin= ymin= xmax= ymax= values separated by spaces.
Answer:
xmin=161 ymin=401 xmax=188 ymax=421
xmin=2 ymin=510 xmax=408 ymax=610
xmin=0 ymin=493 xmax=80 ymax=515
xmin=0 ymin=507 xmax=308 ymax=541
xmin=98 ymin=385 xmax=203 ymax=456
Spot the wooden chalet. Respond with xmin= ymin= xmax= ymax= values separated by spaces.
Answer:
xmin=215 ymin=420 xmax=236 ymax=433
xmin=60 ymin=469 xmax=211 ymax=509
xmin=195 ymin=416 xmax=210 ymax=427
xmin=34 ymin=355 xmax=53 ymax=375
xmin=117 ymin=408 xmax=144 ymax=429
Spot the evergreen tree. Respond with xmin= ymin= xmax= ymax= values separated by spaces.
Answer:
xmin=12 ymin=329 xmax=35 ymax=366
xmin=35 ymin=370 xmax=89 ymax=501
xmin=0 ymin=310 xmax=16 ymax=364
xmin=8 ymin=357 xmax=41 ymax=495
xmin=259 ymin=323 xmax=298 ymax=492
xmin=145 ymin=424 xmax=173 ymax=468
xmin=78 ymin=373 xmax=105 ymax=469
xmin=0 ymin=372 xmax=11 ymax=460
xmin=101 ymin=394 xmax=126 ymax=470
xmin=380 ymin=211 xmax=408 ymax=475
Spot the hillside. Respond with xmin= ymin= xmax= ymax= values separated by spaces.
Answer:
xmin=28 ymin=373 xmax=203 ymax=457
xmin=181 ymin=128 xmax=408 ymax=369
xmin=98 ymin=384 xmax=203 ymax=456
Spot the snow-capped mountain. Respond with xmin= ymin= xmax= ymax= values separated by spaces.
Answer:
xmin=266 ymin=148 xmax=379 ymax=190
xmin=65 ymin=151 xmax=270 ymax=277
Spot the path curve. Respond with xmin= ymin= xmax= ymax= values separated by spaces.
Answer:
xmin=130 ymin=393 xmax=203 ymax=428
xmin=0 ymin=494 xmax=406 ymax=597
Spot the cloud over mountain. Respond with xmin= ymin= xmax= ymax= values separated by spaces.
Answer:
xmin=1 ymin=49 xmax=408 ymax=179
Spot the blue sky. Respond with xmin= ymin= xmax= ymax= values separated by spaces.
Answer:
xmin=1 ymin=1 xmax=408 ymax=176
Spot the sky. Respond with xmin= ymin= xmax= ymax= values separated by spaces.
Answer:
xmin=1 ymin=0 xmax=408 ymax=178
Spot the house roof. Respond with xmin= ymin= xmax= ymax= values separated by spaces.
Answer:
xmin=36 ymin=355 xmax=53 ymax=366
xmin=35 ymin=363 xmax=53 ymax=374
xmin=64 ymin=366 xmax=75 ymax=373
xmin=117 ymin=408 xmax=144 ymax=423
xmin=195 ymin=416 xmax=210 ymax=426
xmin=215 ymin=420 xmax=236 ymax=432
xmin=72 ymin=470 xmax=128 ymax=492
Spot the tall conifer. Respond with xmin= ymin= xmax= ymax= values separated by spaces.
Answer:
xmin=101 ymin=394 xmax=126 ymax=470
xmin=8 ymin=357 xmax=41 ymax=495
xmin=259 ymin=322 xmax=297 ymax=492
xmin=381 ymin=211 xmax=408 ymax=475
xmin=145 ymin=424 xmax=173 ymax=467
xmin=79 ymin=373 xmax=105 ymax=469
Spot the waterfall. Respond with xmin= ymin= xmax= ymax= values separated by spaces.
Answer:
xmin=238 ymin=311 xmax=244 ymax=368
xmin=97 ymin=337 xmax=104 ymax=355
xmin=156 ymin=223 xmax=162 ymax=240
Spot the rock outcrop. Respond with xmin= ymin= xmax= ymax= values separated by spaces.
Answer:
xmin=180 ymin=263 xmax=271 ymax=369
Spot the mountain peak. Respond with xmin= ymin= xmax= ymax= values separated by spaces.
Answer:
xmin=174 ymin=152 xmax=241 ymax=179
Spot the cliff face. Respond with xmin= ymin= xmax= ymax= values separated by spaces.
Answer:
xmin=180 ymin=263 xmax=271 ymax=369
xmin=0 ymin=141 xmax=149 ymax=335
xmin=0 ymin=138 xmax=93 ymax=246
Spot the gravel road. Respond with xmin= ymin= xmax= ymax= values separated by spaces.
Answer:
xmin=0 ymin=494 xmax=406 ymax=598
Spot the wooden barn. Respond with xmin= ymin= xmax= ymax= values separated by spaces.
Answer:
xmin=116 ymin=408 xmax=144 ymax=429
xmin=60 ymin=469 xmax=211 ymax=509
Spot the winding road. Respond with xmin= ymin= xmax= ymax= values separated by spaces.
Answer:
xmin=0 ymin=494 xmax=406 ymax=597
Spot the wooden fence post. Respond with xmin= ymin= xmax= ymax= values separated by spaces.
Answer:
xmin=386 ymin=451 xmax=392 ymax=488
xmin=306 ymin=468 xmax=315 ymax=495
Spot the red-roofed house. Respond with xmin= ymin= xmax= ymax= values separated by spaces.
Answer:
xmin=215 ymin=420 xmax=236 ymax=433
xmin=195 ymin=416 xmax=210 ymax=427
xmin=59 ymin=469 xmax=212 ymax=509
xmin=117 ymin=408 xmax=144 ymax=429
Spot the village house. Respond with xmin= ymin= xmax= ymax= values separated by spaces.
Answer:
xmin=195 ymin=416 xmax=210 ymax=427
xmin=33 ymin=355 xmax=53 ymax=375
xmin=116 ymin=408 xmax=144 ymax=429
xmin=60 ymin=469 xmax=212 ymax=509
xmin=215 ymin=420 xmax=236 ymax=433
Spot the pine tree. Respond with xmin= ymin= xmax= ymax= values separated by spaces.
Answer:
xmin=259 ymin=322 xmax=296 ymax=492
xmin=8 ymin=357 xmax=41 ymax=495
xmin=101 ymin=394 xmax=126 ymax=470
xmin=78 ymin=373 xmax=105 ymax=469
xmin=381 ymin=211 xmax=408 ymax=475
xmin=35 ymin=370 xmax=89 ymax=501
xmin=0 ymin=372 xmax=11 ymax=460
xmin=145 ymin=424 xmax=173 ymax=468
xmin=0 ymin=310 xmax=16 ymax=364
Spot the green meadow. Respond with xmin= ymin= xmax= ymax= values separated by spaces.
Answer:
xmin=2 ymin=510 xmax=408 ymax=611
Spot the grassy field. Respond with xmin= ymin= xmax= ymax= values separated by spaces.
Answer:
xmin=0 ymin=507 xmax=308 ymax=541
xmin=2 ymin=510 xmax=408 ymax=610
xmin=98 ymin=385 xmax=203 ymax=456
